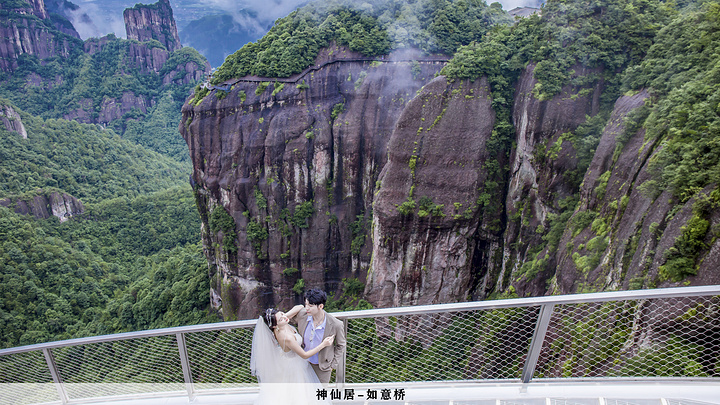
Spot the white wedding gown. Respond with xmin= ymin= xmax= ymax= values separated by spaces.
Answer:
xmin=253 ymin=328 xmax=331 ymax=405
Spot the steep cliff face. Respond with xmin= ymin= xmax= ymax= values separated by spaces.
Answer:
xmin=59 ymin=6 xmax=209 ymax=129
xmin=0 ymin=103 xmax=27 ymax=138
xmin=550 ymin=89 xmax=720 ymax=292
xmin=83 ymin=37 xmax=171 ymax=74
xmin=365 ymin=62 xmax=607 ymax=307
xmin=183 ymin=46 xmax=670 ymax=315
xmin=500 ymin=63 xmax=604 ymax=297
xmin=181 ymin=46 xmax=446 ymax=319
xmin=366 ymin=76 xmax=500 ymax=307
xmin=0 ymin=0 xmax=82 ymax=72
xmin=186 ymin=11 xmax=720 ymax=315
xmin=123 ymin=0 xmax=181 ymax=53
xmin=0 ymin=190 xmax=84 ymax=222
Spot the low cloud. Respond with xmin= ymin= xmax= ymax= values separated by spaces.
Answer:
xmin=199 ymin=0 xmax=308 ymax=33
xmin=67 ymin=1 xmax=126 ymax=40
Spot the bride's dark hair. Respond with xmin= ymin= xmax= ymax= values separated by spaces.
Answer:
xmin=263 ymin=308 xmax=279 ymax=330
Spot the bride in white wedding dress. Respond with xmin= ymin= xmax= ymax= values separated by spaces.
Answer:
xmin=251 ymin=306 xmax=335 ymax=405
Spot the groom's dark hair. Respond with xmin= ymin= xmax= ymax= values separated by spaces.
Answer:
xmin=304 ymin=288 xmax=327 ymax=306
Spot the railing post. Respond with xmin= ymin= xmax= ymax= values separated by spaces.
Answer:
xmin=521 ymin=304 xmax=555 ymax=383
xmin=42 ymin=348 xmax=68 ymax=404
xmin=338 ymin=318 xmax=348 ymax=386
xmin=175 ymin=333 xmax=195 ymax=400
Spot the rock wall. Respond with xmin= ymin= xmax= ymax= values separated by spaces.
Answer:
xmin=500 ymin=63 xmax=604 ymax=297
xmin=551 ymin=89 xmax=720 ymax=292
xmin=181 ymin=46 xmax=447 ymax=319
xmin=0 ymin=103 xmax=27 ymax=138
xmin=0 ymin=190 xmax=84 ymax=222
xmin=185 ymin=48 xmax=720 ymax=317
xmin=366 ymin=76 xmax=499 ymax=307
xmin=0 ymin=0 xmax=81 ymax=72
xmin=123 ymin=0 xmax=181 ymax=52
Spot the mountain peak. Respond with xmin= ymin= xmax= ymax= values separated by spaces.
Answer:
xmin=123 ymin=0 xmax=181 ymax=52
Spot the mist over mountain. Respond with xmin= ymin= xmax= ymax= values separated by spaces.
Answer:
xmin=179 ymin=12 xmax=269 ymax=68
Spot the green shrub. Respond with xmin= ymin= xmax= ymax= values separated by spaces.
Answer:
xmin=397 ymin=198 xmax=416 ymax=216
xmin=291 ymin=201 xmax=314 ymax=228
xmin=255 ymin=82 xmax=269 ymax=95
xmin=209 ymin=206 xmax=235 ymax=233
xmin=615 ymin=337 xmax=708 ymax=377
xmin=572 ymin=210 xmax=598 ymax=237
xmin=331 ymin=102 xmax=345 ymax=121
xmin=271 ymin=82 xmax=285 ymax=96
xmin=660 ymin=214 xmax=709 ymax=282
xmin=189 ymin=85 xmax=209 ymax=106
xmin=292 ymin=278 xmax=305 ymax=295
xmin=417 ymin=196 xmax=445 ymax=218
xmin=283 ymin=267 xmax=299 ymax=277
xmin=254 ymin=187 xmax=267 ymax=210
xmin=246 ymin=218 xmax=268 ymax=258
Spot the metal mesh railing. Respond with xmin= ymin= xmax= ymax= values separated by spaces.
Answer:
xmin=0 ymin=350 xmax=52 ymax=384
xmin=0 ymin=285 xmax=718 ymax=404
xmin=345 ymin=306 xmax=538 ymax=383
xmin=533 ymin=295 xmax=720 ymax=379
xmin=184 ymin=327 xmax=254 ymax=384
xmin=53 ymin=335 xmax=184 ymax=384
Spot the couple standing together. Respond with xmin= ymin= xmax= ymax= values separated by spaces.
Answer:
xmin=250 ymin=288 xmax=346 ymax=404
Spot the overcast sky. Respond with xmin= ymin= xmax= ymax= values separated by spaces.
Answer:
xmin=69 ymin=0 xmax=542 ymax=40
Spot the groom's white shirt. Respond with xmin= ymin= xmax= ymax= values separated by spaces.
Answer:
xmin=303 ymin=314 xmax=327 ymax=364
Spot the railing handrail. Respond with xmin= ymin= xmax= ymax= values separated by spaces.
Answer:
xmin=333 ymin=284 xmax=720 ymax=319
xmin=0 ymin=319 xmax=257 ymax=356
xmin=2 ymin=285 xmax=718 ymax=357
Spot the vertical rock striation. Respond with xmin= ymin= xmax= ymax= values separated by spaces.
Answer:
xmin=181 ymin=46 xmax=446 ymax=319
xmin=366 ymin=76 xmax=500 ymax=307
xmin=123 ymin=0 xmax=181 ymax=52
xmin=0 ymin=0 xmax=81 ymax=72
xmin=501 ymin=63 xmax=604 ymax=296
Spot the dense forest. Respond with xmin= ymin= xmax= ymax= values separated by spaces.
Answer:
xmin=0 ymin=105 xmax=216 ymax=347
xmin=0 ymin=0 xmax=216 ymax=349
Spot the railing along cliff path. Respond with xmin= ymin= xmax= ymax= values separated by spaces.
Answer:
xmin=0 ymin=285 xmax=719 ymax=405
xmin=204 ymin=54 xmax=450 ymax=92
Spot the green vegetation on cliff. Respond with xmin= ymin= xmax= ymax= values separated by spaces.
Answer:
xmin=211 ymin=0 xmax=511 ymax=82
xmin=442 ymin=0 xmax=674 ymax=102
xmin=626 ymin=3 xmax=720 ymax=202
xmin=440 ymin=0 xmax=720 ymax=287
